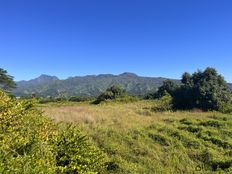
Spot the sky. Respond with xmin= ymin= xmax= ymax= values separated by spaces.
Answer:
xmin=0 ymin=0 xmax=232 ymax=82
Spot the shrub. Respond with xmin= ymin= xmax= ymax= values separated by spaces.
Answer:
xmin=218 ymin=102 xmax=232 ymax=113
xmin=152 ymin=95 xmax=173 ymax=112
xmin=68 ymin=96 xmax=93 ymax=102
xmin=38 ymin=97 xmax=56 ymax=104
xmin=93 ymin=85 xmax=126 ymax=104
xmin=173 ymin=67 xmax=231 ymax=111
xmin=0 ymin=90 xmax=57 ymax=173
xmin=0 ymin=90 xmax=106 ymax=173
xmin=151 ymin=68 xmax=231 ymax=111
xmin=56 ymin=124 xmax=106 ymax=173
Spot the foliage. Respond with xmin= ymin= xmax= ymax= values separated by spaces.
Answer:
xmin=93 ymin=85 xmax=127 ymax=104
xmin=153 ymin=80 xmax=178 ymax=99
xmin=68 ymin=96 xmax=93 ymax=102
xmin=38 ymin=97 xmax=57 ymax=104
xmin=0 ymin=90 xmax=57 ymax=173
xmin=56 ymin=124 xmax=106 ymax=173
xmin=152 ymin=67 xmax=231 ymax=111
xmin=14 ymin=73 xmax=172 ymax=97
xmin=174 ymin=67 xmax=231 ymax=111
xmin=0 ymin=90 xmax=106 ymax=173
xmin=152 ymin=95 xmax=173 ymax=112
xmin=0 ymin=68 xmax=16 ymax=91
xmin=218 ymin=102 xmax=232 ymax=113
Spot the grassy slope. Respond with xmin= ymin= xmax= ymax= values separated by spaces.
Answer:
xmin=42 ymin=101 xmax=232 ymax=174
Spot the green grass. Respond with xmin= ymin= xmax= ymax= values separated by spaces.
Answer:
xmin=43 ymin=100 xmax=232 ymax=173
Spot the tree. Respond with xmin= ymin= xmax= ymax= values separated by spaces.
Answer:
xmin=93 ymin=85 xmax=126 ymax=104
xmin=154 ymin=80 xmax=177 ymax=99
xmin=0 ymin=68 xmax=16 ymax=91
xmin=173 ymin=67 xmax=231 ymax=111
xmin=181 ymin=72 xmax=192 ymax=86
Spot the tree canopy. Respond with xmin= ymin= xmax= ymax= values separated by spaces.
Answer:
xmin=93 ymin=85 xmax=126 ymax=104
xmin=0 ymin=68 xmax=16 ymax=91
xmin=153 ymin=67 xmax=231 ymax=111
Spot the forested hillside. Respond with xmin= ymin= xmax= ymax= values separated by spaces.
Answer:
xmin=14 ymin=73 xmax=177 ymax=97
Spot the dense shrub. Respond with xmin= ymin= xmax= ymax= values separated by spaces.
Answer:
xmin=0 ymin=90 xmax=106 ymax=173
xmin=218 ymin=102 xmax=232 ymax=113
xmin=0 ymin=90 xmax=57 ymax=173
xmin=152 ymin=67 xmax=231 ymax=111
xmin=56 ymin=124 xmax=106 ymax=173
xmin=154 ymin=80 xmax=177 ymax=99
xmin=68 ymin=96 xmax=93 ymax=102
xmin=93 ymin=85 xmax=127 ymax=104
xmin=152 ymin=95 xmax=173 ymax=112
xmin=176 ymin=68 xmax=230 ymax=111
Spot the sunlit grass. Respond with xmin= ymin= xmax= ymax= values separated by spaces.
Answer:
xmin=42 ymin=100 xmax=232 ymax=173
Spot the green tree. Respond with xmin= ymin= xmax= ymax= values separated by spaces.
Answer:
xmin=154 ymin=80 xmax=177 ymax=99
xmin=93 ymin=85 xmax=126 ymax=104
xmin=181 ymin=72 xmax=192 ymax=86
xmin=173 ymin=67 xmax=231 ymax=111
xmin=0 ymin=68 xmax=16 ymax=91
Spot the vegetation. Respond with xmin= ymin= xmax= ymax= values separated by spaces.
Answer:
xmin=38 ymin=96 xmax=94 ymax=104
xmin=93 ymin=85 xmax=128 ymax=104
xmin=0 ymin=90 xmax=106 ymax=173
xmin=0 ymin=68 xmax=16 ymax=91
xmin=152 ymin=95 xmax=173 ymax=112
xmin=151 ymin=67 xmax=232 ymax=112
xmin=2 ymin=67 xmax=232 ymax=173
xmin=43 ymin=100 xmax=232 ymax=173
xmin=14 ymin=73 xmax=173 ymax=97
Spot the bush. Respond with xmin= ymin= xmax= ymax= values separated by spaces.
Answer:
xmin=0 ymin=90 xmax=57 ymax=173
xmin=0 ymin=90 xmax=106 ymax=173
xmin=38 ymin=97 xmax=56 ymax=104
xmin=56 ymin=124 xmax=106 ymax=173
xmin=173 ymin=68 xmax=231 ymax=111
xmin=218 ymin=102 xmax=232 ymax=113
xmin=152 ymin=95 xmax=173 ymax=112
xmin=93 ymin=85 xmax=127 ymax=104
xmin=150 ymin=68 xmax=231 ymax=111
xmin=68 ymin=96 xmax=93 ymax=102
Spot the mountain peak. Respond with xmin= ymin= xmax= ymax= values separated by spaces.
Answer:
xmin=37 ymin=74 xmax=59 ymax=81
xmin=119 ymin=72 xmax=138 ymax=77
xmin=17 ymin=74 xmax=59 ymax=86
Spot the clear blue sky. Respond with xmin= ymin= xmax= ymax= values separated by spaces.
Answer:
xmin=0 ymin=0 xmax=232 ymax=82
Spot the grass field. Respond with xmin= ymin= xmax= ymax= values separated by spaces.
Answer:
xmin=42 ymin=100 xmax=232 ymax=174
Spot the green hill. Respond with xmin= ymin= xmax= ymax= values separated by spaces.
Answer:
xmin=14 ymin=73 xmax=178 ymax=97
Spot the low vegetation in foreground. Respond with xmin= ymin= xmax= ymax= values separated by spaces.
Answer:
xmin=0 ymin=90 xmax=106 ymax=173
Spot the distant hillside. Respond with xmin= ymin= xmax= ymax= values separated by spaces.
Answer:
xmin=14 ymin=73 xmax=178 ymax=97
xmin=14 ymin=73 xmax=232 ymax=97
xmin=17 ymin=74 xmax=59 ymax=86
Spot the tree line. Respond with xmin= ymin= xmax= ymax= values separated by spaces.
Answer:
xmin=146 ymin=67 xmax=232 ymax=112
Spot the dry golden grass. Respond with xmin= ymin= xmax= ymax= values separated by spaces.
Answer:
xmin=42 ymin=100 xmax=232 ymax=173
xmin=42 ymin=100 xmax=219 ymax=130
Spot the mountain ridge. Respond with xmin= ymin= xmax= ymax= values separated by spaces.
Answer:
xmin=14 ymin=73 xmax=232 ymax=97
xmin=14 ymin=73 xmax=176 ymax=97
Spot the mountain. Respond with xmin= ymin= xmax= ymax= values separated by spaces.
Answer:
xmin=13 ymin=73 xmax=232 ymax=97
xmin=14 ymin=73 xmax=178 ymax=97
xmin=17 ymin=74 xmax=59 ymax=86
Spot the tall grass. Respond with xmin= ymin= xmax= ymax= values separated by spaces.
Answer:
xmin=43 ymin=100 xmax=232 ymax=173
